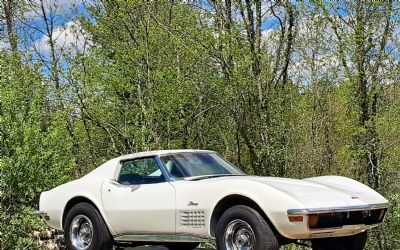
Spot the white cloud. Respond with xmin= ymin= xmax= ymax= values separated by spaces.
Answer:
xmin=0 ymin=40 xmax=11 ymax=50
xmin=261 ymin=28 xmax=274 ymax=43
xmin=25 ymin=0 xmax=89 ymax=19
xmin=32 ymin=20 xmax=91 ymax=57
xmin=288 ymin=14 xmax=346 ymax=86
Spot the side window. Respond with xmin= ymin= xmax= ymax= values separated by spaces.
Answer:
xmin=117 ymin=157 xmax=165 ymax=185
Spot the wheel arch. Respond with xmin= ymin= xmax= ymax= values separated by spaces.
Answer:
xmin=62 ymin=196 xmax=110 ymax=233
xmin=209 ymin=194 xmax=276 ymax=238
xmin=209 ymin=194 xmax=293 ymax=245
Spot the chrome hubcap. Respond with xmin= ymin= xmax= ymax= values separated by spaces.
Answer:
xmin=70 ymin=215 xmax=93 ymax=250
xmin=224 ymin=219 xmax=255 ymax=250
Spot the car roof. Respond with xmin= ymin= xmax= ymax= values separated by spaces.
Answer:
xmin=116 ymin=149 xmax=216 ymax=161
xmin=85 ymin=149 xmax=217 ymax=179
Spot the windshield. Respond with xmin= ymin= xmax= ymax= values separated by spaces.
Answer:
xmin=159 ymin=152 xmax=245 ymax=179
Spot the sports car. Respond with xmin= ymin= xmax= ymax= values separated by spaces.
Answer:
xmin=36 ymin=149 xmax=389 ymax=250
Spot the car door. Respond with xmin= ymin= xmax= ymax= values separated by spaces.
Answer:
xmin=101 ymin=157 xmax=176 ymax=235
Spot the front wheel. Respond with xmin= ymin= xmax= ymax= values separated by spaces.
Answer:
xmin=216 ymin=205 xmax=279 ymax=250
xmin=64 ymin=202 xmax=113 ymax=250
xmin=312 ymin=231 xmax=367 ymax=250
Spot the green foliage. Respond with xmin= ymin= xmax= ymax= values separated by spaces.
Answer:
xmin=0 ymin=206 xmax=45 ymax=249
xmin=0 ymin=53 xmax=74 ymax=248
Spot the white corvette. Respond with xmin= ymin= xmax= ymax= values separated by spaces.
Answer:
xmin=36 ymin=149 xmax=389 ymax=250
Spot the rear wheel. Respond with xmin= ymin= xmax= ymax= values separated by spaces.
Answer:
xmin=312 ymin=231 xmax=367 ymax=250
xmin=64 ymin=202 xmax=113 ymax=250
xmin=164 ymin=242 xmax=199 ymax=250
xmin=216 ymin=205 xmax=279 ymax=250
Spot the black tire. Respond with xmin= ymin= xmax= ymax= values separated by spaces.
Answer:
xmin=64 ymin=202 xmax=113 ymax=250
xmin=216 ymin=205 xmax=279 ymax=250
xmin=312 ymin=231 xmax=367 ymax=250
xmin=164 ymin=242 xmax=199 ymax=250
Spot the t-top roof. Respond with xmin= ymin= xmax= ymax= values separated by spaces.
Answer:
xmin=86 ymin=149 xmax=217 ymax=178
xmin=116 ymin=149 xmax=216 ymax=161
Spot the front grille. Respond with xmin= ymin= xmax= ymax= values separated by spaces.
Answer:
xmin=309 ymin=208 xmax=387 ymax=230
xmin=180 ymin=211 xmax=206 ymax=228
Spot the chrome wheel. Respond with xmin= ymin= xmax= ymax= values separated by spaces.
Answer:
xmin=70 ymin=214 xmax=93 ymax=250
xmin=224 ymin=219 xmax=256 ymax=250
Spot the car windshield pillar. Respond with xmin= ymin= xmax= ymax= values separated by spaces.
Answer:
xmin=155 ymin=155 xmax=173 ymax=182
xmin=158 ymin=152 xmax=244 ymax=180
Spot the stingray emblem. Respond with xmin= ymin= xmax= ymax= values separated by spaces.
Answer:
xmin=188 ymin=201 xmax=199 ymax=206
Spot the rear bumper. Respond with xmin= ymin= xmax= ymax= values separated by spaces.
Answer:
xmin=34 ymin=210 xmax=50 ymax=221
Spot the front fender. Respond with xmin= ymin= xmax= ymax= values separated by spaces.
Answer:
xmin=173 ymin=178 xmax=303 ymax=239
xmin=219 ymin=181 xmax=304 ymax=239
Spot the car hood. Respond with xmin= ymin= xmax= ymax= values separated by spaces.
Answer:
xmin=253 ymin=176 xmax=387 ymax=208
xmin=198 ymin=175 xmax=387 ymax=208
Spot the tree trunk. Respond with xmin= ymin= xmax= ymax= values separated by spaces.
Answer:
xmin=2 ymin=0 xmax=18 ymax=53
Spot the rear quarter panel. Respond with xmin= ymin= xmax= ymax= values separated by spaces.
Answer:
xmin=39 ymin=159 xmax=118 ymax=234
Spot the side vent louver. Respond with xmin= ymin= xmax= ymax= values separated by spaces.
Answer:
xmin=180 ymin=211 xmax=206 ymax=228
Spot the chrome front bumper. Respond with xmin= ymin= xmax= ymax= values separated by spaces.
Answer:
xmin=287 ymin=203 xmax=389 ymax=215
xmin=286 ymin=202 xmax=388 ymax=237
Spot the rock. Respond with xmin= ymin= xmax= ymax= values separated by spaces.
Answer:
xmin=33 ymin=229 xmax=64 ymax=249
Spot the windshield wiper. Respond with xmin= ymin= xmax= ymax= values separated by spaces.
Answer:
xmin=184 ymin=174 xmax=246 ymax=181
